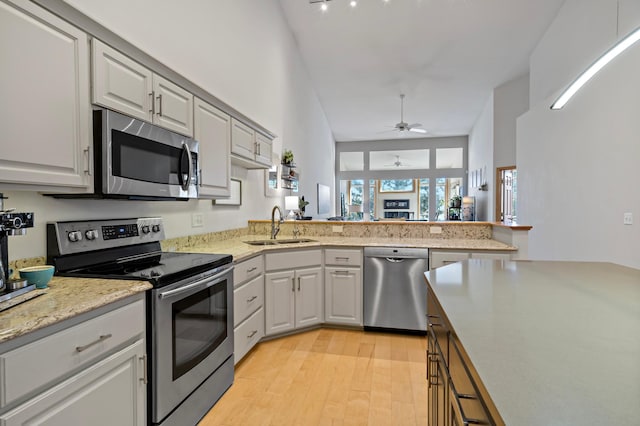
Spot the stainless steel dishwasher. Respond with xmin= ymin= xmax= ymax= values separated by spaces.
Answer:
xmin=363 ymin=247 xmax=429 ymax=333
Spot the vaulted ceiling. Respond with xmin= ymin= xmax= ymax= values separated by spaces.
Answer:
xmin=278 ymin=0 xmax=565 ymax=141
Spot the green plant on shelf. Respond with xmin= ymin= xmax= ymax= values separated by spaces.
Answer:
xmin=282 ymin=149 xmax=294 ymax=165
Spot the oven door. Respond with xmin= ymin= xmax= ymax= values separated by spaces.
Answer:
xmin=150 ymin=265 xmax=234 ymax=424
xmin=97 ymin=109 xmax=199 ymax=199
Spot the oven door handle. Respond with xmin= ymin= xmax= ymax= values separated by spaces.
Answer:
xmin=158 ymin=265 xmax=233 ymax=300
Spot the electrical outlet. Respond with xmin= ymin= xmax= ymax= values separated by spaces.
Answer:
xmin=191 ymin=213 xmax=204 ymax=228
xmin=430 ymin=226 xmax=442 ymax=234
xmin=623 ymin=212 xmax=633 ymax=225
xmin=332 ymin=225 xmax=343 ymax=233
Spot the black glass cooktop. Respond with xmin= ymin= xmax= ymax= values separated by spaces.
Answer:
xmin=62 ymin=251 xmax=232 ymax=287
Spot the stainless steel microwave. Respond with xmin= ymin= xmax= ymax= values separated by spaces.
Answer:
xmin=92 ymin=109 xmax=199 ymax=200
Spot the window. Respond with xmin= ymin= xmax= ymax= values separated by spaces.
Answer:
xmin=379 ymin=179 xmax=414 ymax=192
xmin=335 ymin=137 xmax=468 ymax=221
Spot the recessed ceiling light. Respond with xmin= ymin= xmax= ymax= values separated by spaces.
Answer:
xmin=350 ymin=0 xmax=357 ymax=7
xmin=320 ymin=3 xmax=328 ymax=11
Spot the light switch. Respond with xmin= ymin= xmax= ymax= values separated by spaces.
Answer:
xmin=623 ymin=212 xmax=633 ymax=225
xmin=191 ymin=213 xmax=204 ymax=227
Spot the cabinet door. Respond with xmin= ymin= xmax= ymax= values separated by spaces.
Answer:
xmin=430 ymin=251 xmax=470 ymax=269
xmin=152 ymin=74 xmax=193 ymax=137
xmin=92 ymin=39 xmax=153 ymax=122
xmin=325 ymin=267 xmax=362 ymax=326
xmin=254 ymin=132 xmax=272 ymax=166
xmin=265 ymin=270 xmax=295 ymax=335
xmin=194 ymin=97 xmax=231 ymax=198
xmin=230 ymin=118 xmax=256 ymax=160
xmin=0 ymin=339 xmax=146 ymax=426
xmin=0 ymin=0 xmax=91 ymax=190
xmin=295 ymin=266 xmax=323 ymax=328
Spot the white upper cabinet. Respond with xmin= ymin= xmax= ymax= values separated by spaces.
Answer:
xmin=92 ymin=39 xmax=193 ymax=137
xmin=0 ymin=0 xmax=92 ymax=191
xmin=194 ymin=97 xmax=231 ymax=198
xmin=92 ymin=38 xmax=153 ymax=122
xmin=152 ymin=74 xmax=193 ymax=136
xmin=231 ymin=118 xmax=273 ymax=169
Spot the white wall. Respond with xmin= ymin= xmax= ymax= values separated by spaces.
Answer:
xmin=517 ymin=0 xmax=640 ymax=269
xmin=468 ymin=95 xmax=494 ymax=221
xmin=3 ymin=0 xmax=335 ymax=261
xmin=494 ymin=74 xmax=529 ymax=168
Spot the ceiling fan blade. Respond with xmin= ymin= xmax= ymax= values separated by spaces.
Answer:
xmin=407 ymin=123 xmax=422 ymax=128
xmin=409 ymin=127 xmax=427 ymax=134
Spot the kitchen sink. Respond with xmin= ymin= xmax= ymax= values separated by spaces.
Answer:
xmin=243 ymin=238 xmax=316 ymax=246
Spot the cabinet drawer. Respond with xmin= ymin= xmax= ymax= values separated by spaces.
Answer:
xmin=234 ymin=255 xmax=264 ymax=288
xmin=471 ymin=252 xmax=511 ymax=261
xmin=233 ymin=274 xmax=264 ymax=327
xmin=0 ymin=300 xmax=144 ymax=407
xmin=265 ymin=249 xmax=321 ymax=271
xmin=430 ymin=251 xmax=470 ymax=269
xmin=234 ymin=307 xmax=264 ymax=365
xmin=325 ymin=248 xmax=362 ymax=267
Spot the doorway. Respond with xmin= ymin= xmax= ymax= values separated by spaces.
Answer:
xmin=496 ymin=166 xmax=517 ymax=223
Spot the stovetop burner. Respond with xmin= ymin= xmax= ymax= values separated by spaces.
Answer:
xmin=64 ymin=251 xmax=232 ymax=287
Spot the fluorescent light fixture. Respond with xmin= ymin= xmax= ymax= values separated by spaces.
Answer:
xmin=551 ymin=26 xmax=640 ymax=110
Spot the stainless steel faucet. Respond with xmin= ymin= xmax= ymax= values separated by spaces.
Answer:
xmin=271 ymin=205 xmax=284 ymax=239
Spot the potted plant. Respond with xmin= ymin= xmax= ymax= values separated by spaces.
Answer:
xmin=298 ymin=196 xmax=310 ymax=219
xmin=450 ymin=195 xmax=462 ymax=208
xmin=282 ymin=149 xmax=294 ymax=166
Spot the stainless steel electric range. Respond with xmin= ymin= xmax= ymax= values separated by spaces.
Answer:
xmin=47 ymin=217 xmax=234 ymax=426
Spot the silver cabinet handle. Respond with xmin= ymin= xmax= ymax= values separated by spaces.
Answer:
xmin=83 ymin=145 xmax=92 ymax=176
xmin=297 ymin=276 xmax=301 ymax=291
xmin=156 ymin=93 xmax=163 ymax=116
xmin=139 ymin=354 xmax=148 ymax=384
xmin=247 ymin=330 xmax=258 ymax=339
xmin=291 ymin=277 xmax=295 ymax=292
xmin=247 ymin=267 xmax=258 ymax=273
xmin=335 ymin=256 xmax=350 ymax=261
xmin=149 ymin=92 xmax=155 ymax=114
xmin=334 ymin=270 xmax=351 ymax=275
xmin=247 ymin=295 xmax=258 ymax=302
xmin=76 ymin=334 xmax=112 ymax=352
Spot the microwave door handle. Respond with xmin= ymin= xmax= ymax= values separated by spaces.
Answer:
xmin=180 ymin=143 xmax=193 ymax=191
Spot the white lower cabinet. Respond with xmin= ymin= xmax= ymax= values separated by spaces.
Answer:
xmin=265 ymin=267 xmax=323 ymax=335
xmin=264 ymin=250 xmax=323 ymax=336
xmin=0 ymin=339 xmax=146 ymax=426
xmin=0 ymin=299 xmax=146 ymax=425
xmin=430 ymin=250 xmax=512 ymax=269
xmin=324 ymin=248 xmax=363 ymax=326
xmin=233 ymin=256 xmax=265 ymax=364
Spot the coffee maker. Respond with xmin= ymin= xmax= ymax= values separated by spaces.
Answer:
xmin=0 ymin=194 xmax=35 ymax=302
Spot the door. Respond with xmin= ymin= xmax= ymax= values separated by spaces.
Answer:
xmin=254 ymin=132 xmax=272 ymax=166
xmin=152 ymin=267 xmax=233 ymax=424
xmin=0 ymin=0 xmax=91 ymax=190
xmin=295 ymin=266 xmax=323 ymax=328
xmin=265 ymin=270 xmax=295 ymax=335
xmin=194 ymin=97 xmax=231 ymax=198
xmin=0 ymin=340 xmax=146 ymax=426
xmin=496 ymin=166 xmax=517 ymax=223
xmin=325 ymin=266 xmax=361 ymax=326
xmin=230 ymin=118 xmax=256 ymax=160
xmin=92 ymin=39 xmax=153 ymax=122
xmin=152 ymin=74 xmax=193 ymax=137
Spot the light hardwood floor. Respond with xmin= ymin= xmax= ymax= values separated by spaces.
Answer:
xmin=199 ymin=328 xmax=428 ymax=426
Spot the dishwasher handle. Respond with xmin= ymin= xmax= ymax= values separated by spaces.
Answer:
xmin=385 ymin=257 xmax=406 ymax=263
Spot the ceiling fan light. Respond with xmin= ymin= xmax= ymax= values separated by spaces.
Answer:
xmin=409 ymin=127 xmax=427 ymax=134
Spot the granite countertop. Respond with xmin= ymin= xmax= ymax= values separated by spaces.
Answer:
xmin=424 ymin=260 xmax=640 ymax=425
xmin=0 ymin=276 xmax=152 ymax=344
xmin=180 ymin=235 xmax=516 ymax=262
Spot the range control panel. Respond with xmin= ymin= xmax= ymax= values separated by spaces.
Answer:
xmin=48 ymin=217 xmax=165 ymax=256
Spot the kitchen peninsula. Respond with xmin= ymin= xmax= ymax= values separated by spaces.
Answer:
xmin=424 ymin=260 xmax=640 ymax=425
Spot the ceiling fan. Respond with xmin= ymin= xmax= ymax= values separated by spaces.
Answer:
xmin=384 ymin=155 xmax=412 ymax=168
xmin=390 ymin=94 xmax=427 ymax=134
